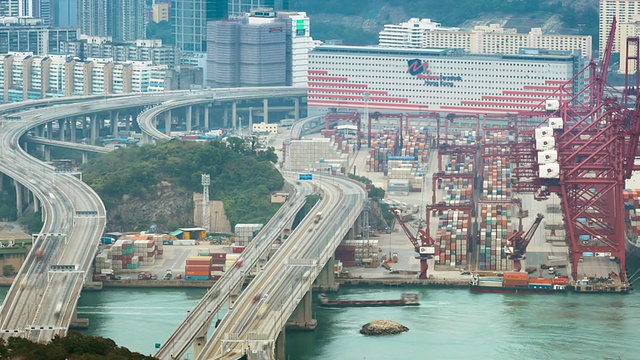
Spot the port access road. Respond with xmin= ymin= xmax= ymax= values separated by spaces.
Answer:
xmin=197 ymin=175 xmax=366 ymax=360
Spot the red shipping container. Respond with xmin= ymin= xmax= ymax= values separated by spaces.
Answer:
xmin=232 ymin=246 xmax=245 ymax=253
xmin=212 ymin=258 xmax=226 ymax=264
xmin=185 ymin=265 xmax=212 ymax=271
xmin=211 ymin=265 xmax=224 ymax=272
xmin=210 ymin=253 xmax=226 ymax=259
xmin=186 ymin=259 xmax=213 ymax=265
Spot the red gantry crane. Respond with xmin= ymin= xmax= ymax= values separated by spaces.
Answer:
xmin=508 ymin=17 xmax=640 ymax=291
xmin=391 ymin=208 xmax=436 ymax=278
xmin=505 ymin=213 xmax=544 ymax=272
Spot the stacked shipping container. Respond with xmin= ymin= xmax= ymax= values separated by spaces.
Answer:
xmin=435 ymin=210 xmax=470 ymax=266
xmin=110 ymin=240 xmax=138 ymax=270
xmin=185 ymin=256 xmax=214 ymax=281
xmin=234 ymin=224 xmax=263 ymax=245
xmin=366 ymin=128 xmax=431 ymax=174
xmin=479 ymin=129 xmax=515 ymax=271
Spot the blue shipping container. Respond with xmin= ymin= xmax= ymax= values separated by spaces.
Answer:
xmin=185 ymin=275 xmax=210 ymax=281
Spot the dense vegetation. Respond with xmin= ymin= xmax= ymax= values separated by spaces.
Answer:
xmin=347 ymin=174 xmax=395 ymax=226
xmin=82 ymin=138 xmax=283 ymax=228
xmin=292 ymin=0 xmax=598 ymax=47
xmin=0 ymin=332 xmax=155 ymax=359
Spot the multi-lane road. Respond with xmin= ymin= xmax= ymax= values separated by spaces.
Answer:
xmin=198 ymin=174 xmax=366 ymax=360
xmin=0 ymin=87 xmax=306 ymax=340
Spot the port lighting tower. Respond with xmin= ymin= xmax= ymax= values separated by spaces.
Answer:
xmin=509 ymin=17 xmax=640 ymax=289
xmin=202 ymin=174 xmax=210 ymax=232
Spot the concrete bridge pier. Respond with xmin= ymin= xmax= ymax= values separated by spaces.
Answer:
xmin=59 ymin=120 xmax=66 ymax=141
xmin=32 ymin=191 xmax=40 ymax=214
xmin=223 ymin=104 xmax=229 ymax=128
xmin=294 ymin=97 xmax=300 ymax=121
xmin=44 ymin=146 xmax=51 ymax=161
xmin=232 ymin=101 xmax=237 ymax=130
xmin=274 ymin=328 xmax=286 ymax=360
xmin=195 ymin=106 xmax=201 ymax=129
xmin=263 ymin=99 xmax=269 ymax=124
xmin=70 ymin=119 xmax=77 ymax=143
xmin=164 ymin=110 xmax=172 ymax=136
xmin=186 ymin=106 xmax=192 ymax=133
xmin=285 ymin=291 xmax=317 ymax=330
xmin=46 ymin=122 xmax=53 ymax=139
xmin=69 ymin=307 xmax=90 ymax=330
xmin=204 ymin=105 xmax=210 ymax=131
xmin=82 ymin=152 xmax=89 ymax=164
xmin=111 ymin=111 xmax=119 ymax=137
xmin=192 ymin=326 xmax=207 ymax=360
xmin=14 ymin=181 xmax=23 ymax=219
xmin=313 ymin=257 xmax=339 ymax=291
xmin=90 ymin=114 xmax=99 ymax=145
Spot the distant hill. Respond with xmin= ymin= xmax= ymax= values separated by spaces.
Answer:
xmin=290 ymin=0 xmax=599 ymax=48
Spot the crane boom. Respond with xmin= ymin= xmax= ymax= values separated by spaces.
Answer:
xmin=391 ymin=208 xmax=436 ymax=278
xmin=505 ymin=213 xmax=544 ymax=272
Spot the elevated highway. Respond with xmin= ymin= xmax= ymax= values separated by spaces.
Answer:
xmin=198 ymin=175 xmax=366 ymax=360
xmin=0 ymin=87 xmax=306 ymax=341
xmin=23 ymin=135 xmax=113 ymax=154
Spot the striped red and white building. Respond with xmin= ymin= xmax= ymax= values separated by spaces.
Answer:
xmin=307 ymin=45 xmax=586 ymax=116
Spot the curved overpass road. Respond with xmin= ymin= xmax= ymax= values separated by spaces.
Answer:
xmin=0 ymin=87 xmax=305 ymax=341
xmin=198 ymin=175 xmax=366 ymax=360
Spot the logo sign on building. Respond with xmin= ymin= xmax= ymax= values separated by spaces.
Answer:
xmin=296 ymin=29 xmax=306 ymax=36
xmin=407 ymin=58 xmax=463 ymax=87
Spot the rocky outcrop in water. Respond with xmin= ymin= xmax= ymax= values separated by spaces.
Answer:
xmin=360 ymin=320 xmax=409 ymax=335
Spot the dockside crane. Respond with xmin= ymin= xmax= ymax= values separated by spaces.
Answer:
xmin=391 ymin=208 xmax=436 ymax=278
xmin=505 ymin=213 xmax=544 ymax=272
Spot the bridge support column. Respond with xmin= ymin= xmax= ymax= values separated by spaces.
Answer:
xmin=70 ymin=119 xmax=76 ymax=143
xmin=90 ymin=114 xmax=99 ymax=145
xmin=165 ymin=110 xmax=172 ymax=136
xmin=286 ymin=291 xmax=317 ymax=330
xmin=69 ymin=307 xmax=90 ymax=330
xmin=313 ymin=257 xmax=339 ymax=291
xmin=204 ymin=105 xmax=210 ymax=131
xmin=82 ymin=116 xmax=88 ymax=139
xmin=32 ymin=192 xmax=40 ymax=214
xmin=275 ymin=329 xmax=286 ymax=360
xmin=59 ymin=120 xmax=66 ymax=141
xmin=232 ymin=101 xmax=237 ymax=130
xmin=186 ymin=106 xmax=192 ymax=133
xmin=192 ymin=327 xmax=207 ymax=360
xmin=223 ymin=104 xmax=229 ymax=128
xmin=249 ymin=107 xmax=253 ymax=133
xmin=195 ymin=106 xmax=201 ymax=129
xmin=44 ymin=146 xmax=51 ymax=161
xmin=14 ymin=182 xmax=23 ymax=219
xmin=125 ymin=115 xmax=131 ymax=132
xmin=263 ymin=98 xmax=269 ymax=124
xmin=294 ymin=97 xmax=300 ymax=121
xmin=46 ymin=121 xmax=53 ymax=139
xmin=112 ymin=111 xmax=119 ymax=136
xmin=82 ymin=152 xmax=89 ymax=164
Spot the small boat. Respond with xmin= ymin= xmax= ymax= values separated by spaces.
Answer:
xmin=318 ymin=293 xmax=420 ymax=307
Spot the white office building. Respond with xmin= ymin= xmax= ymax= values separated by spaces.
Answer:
xmin=307 ymin=45 xmax=585 ymax=115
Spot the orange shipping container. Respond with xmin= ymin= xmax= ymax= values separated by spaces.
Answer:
xmin=503 ymin=272 xmax=529 ymax=281
xmin=185 ymin=271 xmax=210 ymax=276
xmin=528 ymin=277 xmax=553 ymax=285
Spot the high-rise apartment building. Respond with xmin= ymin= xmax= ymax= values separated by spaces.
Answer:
xmin=152 ymin=2 xmax=169 ymax=23
xmin=227 ymin=0 xmax=288 ymax=18
xmin=54 ymin=0 xmax=78 ymax=27
xmin=1 ymin=52 xmax=173 ymax=103
xmin=599 ymin=0 xmax=640 ymax=54
xmin=379 ymin=19 xmax=592 ymax=58
xmin=172 ymin=0 xmax=228 ymax=52
xmin=206 ymin=8 xmax=313 ymax=87
xmin=207 ymin=9 xmax=286 ymax=87
xmin=0 ymin=23 xmax=78 ymax=55
xmin=78 ymin=0 xmax=145 ymax=41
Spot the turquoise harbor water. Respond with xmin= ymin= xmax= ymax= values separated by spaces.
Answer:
xmin=1 ymin=285 xmax=639 ymax=359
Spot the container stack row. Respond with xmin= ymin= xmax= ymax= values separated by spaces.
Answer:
xmin=184 ymin=256 xmax=216 ymax=281
xmin=478 ymin=129 xmax=515 ymax=271
xmin=434 ymin=210 xmax=469 ymax=267
xmin=366 ymin=128 xmax=431 ymax=173
xmin=478 ymin=203 xmax=513 ymax=271
xmin=338 ymin=240 xmax=379 ymax=266
xmin=234 ymin=224 xmax=263 ymax=245
xmin=109 ymin=240 xmax=139 ymax=270
xmin=439 ymin=177 xmax=473 ymax=206
xmin=334 ymin=245 xmax=356 ymax=267
xmin=284 ymin=137 xmax=349 ymax=172
xmin=133 ymin=239 xmax=156 ymax=266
